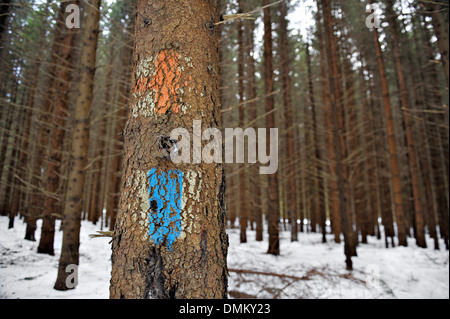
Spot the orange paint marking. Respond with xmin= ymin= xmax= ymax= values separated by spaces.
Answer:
xmin=133 ymin=50 xmax=189 ymax=115
xmin=149 ymin=50 xmax=183 ymax=114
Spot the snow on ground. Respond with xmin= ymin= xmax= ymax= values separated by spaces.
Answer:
xmin=0 ymin=215 xmax=448 ymax=299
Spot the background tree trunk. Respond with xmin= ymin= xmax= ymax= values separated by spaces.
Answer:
xmin=370 ymin=4 xmax=407 ymax=247
xmin=54 ymin=0 xmax=102 ymax=290
xmin=263 ymin=0 xmax=280 ymax=256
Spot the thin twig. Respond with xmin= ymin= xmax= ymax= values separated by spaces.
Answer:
xmin=215 ymin=0 xmax=284 ymax=25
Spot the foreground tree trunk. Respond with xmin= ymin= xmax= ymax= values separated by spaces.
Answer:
xmin=110 ymin=0 xmax=228 ymax=299
xmin=54 ymin=0 xmax=101 ymax=290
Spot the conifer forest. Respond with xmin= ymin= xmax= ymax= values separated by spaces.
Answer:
xmin=0 ymin=0 xmax=449 ymax=302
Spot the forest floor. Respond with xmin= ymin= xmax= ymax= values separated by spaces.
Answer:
xmin=0 ymin=215 xmax=448 ymax=299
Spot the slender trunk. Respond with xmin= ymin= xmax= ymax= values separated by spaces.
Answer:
xmin=279 ymin=0 xmax=298 ymax=241
xmin=370 ymin=72 xmax=395 ymax=247
xmin=0 ymin=104 xmax=14 ymax=200
xmin=3 ymin=103 xmax=25 ymax=217
xmin=106 ymin=52 xmax=132 ymax=231
xmin=26 ymin=4 xmax=62 ymax=241
xmin=306 ymin=42 xmax=325 ymax=243
xmin=38 ymin=2 xmax=76 ymax=255
xmin=263 ymin=0 xmax=280 ymax=256
xmin=322 ymin=0 xmax=355 ymax=269
xmin=370 ymin=6 xmax=407 ymax=246
xmin=244 ymin=12 xmax=263 ymax=242
xmin=412 ymin=13 xmax=440 ymax=249
xmin=359 ymin=62 xmax=380 ymax=240
xmin=237 ymin=0 xmax=248 ymax=243
xmin=387 ymin=0 xmax=426 ymax=248
xmin=316 ymin=6 xmax=341 ymax=243
xmin=54 ymin=0 xmax=101 ymax=290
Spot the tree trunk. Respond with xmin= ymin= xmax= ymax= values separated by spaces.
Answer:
xmin=25 ymin=4 xmax=63 ymax=241
xmin=316 ymin=5 xmax=341 ymax=244
xmin=54 ymin=0 xmax=101 ymax=290
xmin=412 ymin=13 xmax=440 ymax=249
xmin=387 ymin=0 xmax=426 ymax=248
xmin=237 ymin=0 xmax=248 ymax=244
xmin=306 ymin=41 xmax=325 ymax=243
xmin=322 ymin=0 xmax=355 ymax=269
xmin=279 ymin=0 xmax=298 ymax=242
xmin=38 ymin=1 xmax=76 ymax=255
xmin=105 ymin=14 xmax=134 ymax=231
xmin=110 ymin=0 xmax=228 ymax=299
xmin=370 ymin=5 xmax=407 ymax=246
xmin=244 ymin=12 xmax=263 ymax=242
xmin=263 ymin=0 xmax=280 ymax=256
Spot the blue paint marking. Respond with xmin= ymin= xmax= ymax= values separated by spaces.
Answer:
xmin=147 ymin=168 xmax=183 ymax=250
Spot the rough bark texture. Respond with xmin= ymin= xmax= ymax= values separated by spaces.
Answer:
xmin=54 ymin=0 xmax=101 ymax=290
xmin=110 ymin=0 xmax=228 ymax=299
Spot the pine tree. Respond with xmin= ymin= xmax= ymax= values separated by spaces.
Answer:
xmin=110 ymin=0 xmax=228 ymax=298
xmin=54 ymin=0 xmax=102 ymax=290
xmin=263 ymin=0 xmax=280 ymax=256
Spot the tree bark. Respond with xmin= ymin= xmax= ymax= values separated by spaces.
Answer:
xmin=38 ymin=1 xmax=76 ymax=255
xmin=110 ymin=0 xmax=228 ymax=299
xmin=316 ymin=5 xmax=341 ymax=244
xmin=370 ymin=4 xmax=407 ymax=246
xmin=54 ymin=0 xmax=102 ymax=290
xmin=237 ymin=0 xmax=248 ymax=244
xmin=306 ymin=41 xmax=325 ymax=243
xmin=279 ymin=0 xmax=298 ymax=242
xmin=244 ymin=12 xmax=263 ymax=242
xmin=322 ymin=0 xmax=355 ymax=269
xmin=25 ymin=4 xmax=63 ymax=241
xmin=263 ymin=0 xmax=280 ymax=256
xmin=387 ymin=0 xmax=426 ymax=248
